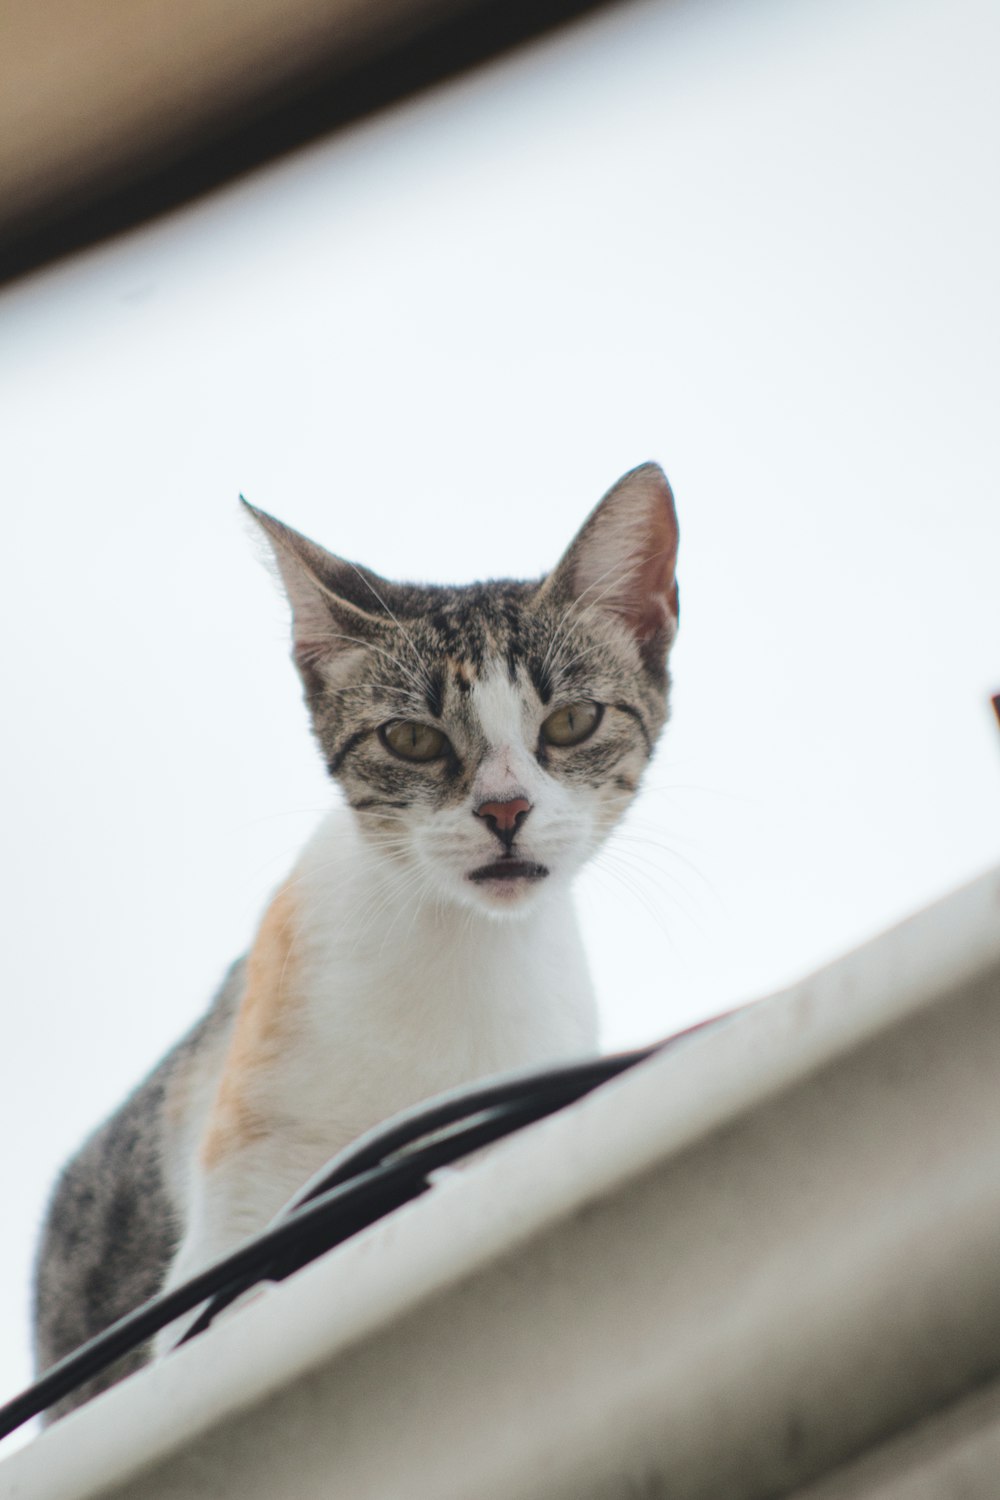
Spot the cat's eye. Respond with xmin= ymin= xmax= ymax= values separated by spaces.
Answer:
xmin=379 ymin=720 xmax=449 ymax=762
xmin=540 ymin=701 xmax=603 ymax=747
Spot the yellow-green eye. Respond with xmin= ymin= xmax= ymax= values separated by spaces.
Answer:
xmin=541 ymin=701 xmax=603 ymax=747
xmin=380 ymin=720 xmax=449 ymax=762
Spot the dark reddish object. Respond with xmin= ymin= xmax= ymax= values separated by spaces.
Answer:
xmin=474 ymin=798 xmax=533 ymax=853
xmin=475 ymin=797 xmax=532 ymax=832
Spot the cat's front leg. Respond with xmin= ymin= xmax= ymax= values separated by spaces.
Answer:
xmin=153 ymin=1204 xmax=236 ymax=1357
xmin=154 ymin=1124 xmax=334 ymax=1358
xmin=153 ymin=1151 xmax=287 ymax=1357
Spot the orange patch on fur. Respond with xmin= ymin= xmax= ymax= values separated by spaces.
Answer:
xmin=200 ymin=882 xmax=301 ymax=1169
xmin=449 ymin=656 xmax=478 ymax=693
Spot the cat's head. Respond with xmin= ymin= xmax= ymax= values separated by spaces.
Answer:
xmin=247 ymin=463 xmax=679 ymax=918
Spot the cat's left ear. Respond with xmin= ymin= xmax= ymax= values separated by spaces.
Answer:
xmin=241 ymin=499 xmax=392 ymax=698
xmin=539 ymin=462 xmax=679 ymax=652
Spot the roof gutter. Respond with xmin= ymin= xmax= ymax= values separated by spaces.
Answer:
xmin=3 ymin=864 xmax=1000 ymax=1497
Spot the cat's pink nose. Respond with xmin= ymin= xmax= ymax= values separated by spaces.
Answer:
xmin=474 ymin=797 xmax=532 ymax=851
xmin=476 ymin=798 xmax=530 ymax=834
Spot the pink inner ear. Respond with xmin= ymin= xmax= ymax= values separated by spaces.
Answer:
xmin=625 ymin=528 xmax=678 ymax=640
xmin=294 ymin=639 xmax=332 ymax=671
xmin=603 ymin=499 xmax=678 ymax=642
xmin=564 ymin=464 xmax=679 ymax=644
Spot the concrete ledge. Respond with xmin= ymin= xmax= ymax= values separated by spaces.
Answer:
xmin=2 ymin=865 xmax=999 ymax=1499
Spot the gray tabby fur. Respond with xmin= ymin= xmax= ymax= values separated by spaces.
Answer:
xmin=32 ymin=963 xmax=243 ymax=1418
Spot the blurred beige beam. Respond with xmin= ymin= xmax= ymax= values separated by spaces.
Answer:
xmin=0 ymin=0 xmax=454 ymax=231
xmin=0 ymin=0 xmax=603 ymax=275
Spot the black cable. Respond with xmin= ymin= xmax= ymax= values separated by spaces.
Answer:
xmin=279 ymin=1044 xmax=662 ymax=1216
xmin=0 ymin=1020 xmax=726 ymax=1441
xmin=177 ymin=1092 xmax=562 ymax=1344
xmin=177 ymin=1051 xmax=661 ymax=1345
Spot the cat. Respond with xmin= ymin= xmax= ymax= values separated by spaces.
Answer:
xmin=32 ymin=461 xmax=679 ymax=1418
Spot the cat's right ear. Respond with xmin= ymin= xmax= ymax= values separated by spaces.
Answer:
xmin=537 ymin=463 xmax=680 ymax=666
xmin=241 ymin=500 xmax=387 ymax=697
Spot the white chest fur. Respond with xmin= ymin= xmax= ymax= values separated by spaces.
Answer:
xmin=161 ymin=808 xmax=597 ymax=1304
xmin=273 ymin=810 xmax=597 ymax=1146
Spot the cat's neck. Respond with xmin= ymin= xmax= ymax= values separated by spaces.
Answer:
xmin=198 ymin=806 xmax=597 ymax=1209
xmin=289 ymin=806 xmax=598 ymax=1077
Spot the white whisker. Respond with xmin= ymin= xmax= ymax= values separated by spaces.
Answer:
xmin=338 ymin=562 xmax=436 ymax=699
xmin=540 ymin=555 xmax=647 ymax=682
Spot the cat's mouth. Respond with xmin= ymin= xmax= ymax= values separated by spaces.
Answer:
xmin=467 ymin=859 xmax=550 ymax=884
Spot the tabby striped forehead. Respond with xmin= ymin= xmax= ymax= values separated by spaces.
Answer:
xmin=314 ymin=570 xmax=668 ymax=804
xmin=349 ymin=581 xmax=550 ymax=714
xmin=361 ymin=581 xmax=649 ymax=721
xmin=408 ymin=582 xmax=554 ymax=705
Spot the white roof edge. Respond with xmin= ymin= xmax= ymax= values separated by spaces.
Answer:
xmin=4 ymin=862 xmax=1000 ymax=1499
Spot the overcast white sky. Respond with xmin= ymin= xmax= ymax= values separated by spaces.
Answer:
xmin=1 ymin=0 xmax=998 ymax=1436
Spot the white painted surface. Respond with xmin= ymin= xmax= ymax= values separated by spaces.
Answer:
xmin=1 ymin=0 xmax=998 ymax=1424
xmin=794 ymin=1382 xmax=1000 ymax=1500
